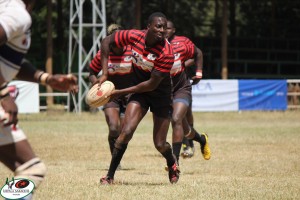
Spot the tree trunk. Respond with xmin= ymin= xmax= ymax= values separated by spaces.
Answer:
xmin=135 ymin=0 xmax=141 ymax=29
xmin=46 ymin=0 xmax=53 ymax=105
xmin=221 ymin=0 xmax=228 ymax=79
xmin=229 ymin=0 xmax=236 ymax=38
xmin=215 ymin=0 xmax=220 ymax=37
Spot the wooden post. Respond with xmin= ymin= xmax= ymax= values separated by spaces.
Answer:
xmin=221 ymin=0 xmax=228 ymax=79
xmin=46 ymin=0 xmax=53 ymax=105
xmin=135 ymin=0 xmax=141 ymax=29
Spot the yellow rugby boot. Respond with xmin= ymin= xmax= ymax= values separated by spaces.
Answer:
xmin=200 ymin=133 xmax=211 ymax=160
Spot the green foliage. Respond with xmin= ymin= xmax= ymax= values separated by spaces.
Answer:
xmin=28 ymin=0 xmax=300 ymax=75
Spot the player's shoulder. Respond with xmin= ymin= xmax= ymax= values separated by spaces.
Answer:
xmin=126 ymin=29 xmax=146 ymax=36
xmin=162 ymin=39 xmax=174 ymax=55
xmin=173 ymin=35 xmax=194 ymax=45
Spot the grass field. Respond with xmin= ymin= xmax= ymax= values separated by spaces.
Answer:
xmin=1 ymin=111 xmax=300 ymax=200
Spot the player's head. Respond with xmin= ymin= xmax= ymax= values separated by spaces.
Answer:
xmin=107 ymin=24 xmax=124 ymax=54
xmin=107 ymin=24 xmax=123 ymax=36
xmin=22 ymin=0 xmax=36 ymax=13
xmin=146 ymin=12 xmax=167 ymax=43
xmin=165 ymin=20 xmax=175 ymax=41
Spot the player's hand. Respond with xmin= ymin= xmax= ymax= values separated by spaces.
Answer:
xmin=0 ymin=95 xmax=18 ymax=127
xmin=191 ymin=76 xmax=201 ymax=85
xmin=191 ymin=70 xmax=203 ymax=85
xmin=98 ymin=74 xmax=108 ymax=85
xmin=106 ymin=89 xmax=122 ymax=100
xmin=47 ymin=74 xmax=79 ymax=93
xmin=89 ymin=75 xmax=98 ymax=86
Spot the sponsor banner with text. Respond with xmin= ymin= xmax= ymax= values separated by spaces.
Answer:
xmin=191 ymin=80 xmax=287 ymax=111
xmin=191 ymin=80 xmax=239 ymax=111
xmin=238 ymin=80 xmax=287 ymax=110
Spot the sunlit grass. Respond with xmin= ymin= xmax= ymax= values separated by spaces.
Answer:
xmin=1 ymin=111 xmax=300 ymax=200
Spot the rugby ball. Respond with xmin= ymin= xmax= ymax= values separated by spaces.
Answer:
xmin=85 ymin=81 xmax=115 ymax=107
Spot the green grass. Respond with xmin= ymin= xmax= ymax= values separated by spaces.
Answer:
xmin=1 ymin=111 xmax=300 ymax=200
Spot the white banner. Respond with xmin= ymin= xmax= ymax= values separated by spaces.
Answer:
xmin=8 ymin=81 xmax=39 ymax=113
xmin=191 ymin=80 xmax=239 ymax=111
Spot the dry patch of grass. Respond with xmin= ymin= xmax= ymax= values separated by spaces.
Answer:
xmin=1 ymin=111 xmax=300 ymax=200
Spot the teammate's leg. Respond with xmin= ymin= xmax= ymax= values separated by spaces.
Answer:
xmin=100 ymin=101 xmax=147 ymax=184
xmin=171 ymin=101 xmax=188 ymax=163
xmin=153 ymin=114 xmax=179 ymax=184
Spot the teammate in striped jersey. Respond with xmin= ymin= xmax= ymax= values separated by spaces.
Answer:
xmin=99 ymin=12 xmax=180 ymax=184
xmin=88 ymin=24 xmax=133 ymax=168
xmin=165 ymin=20 xmax=211 ymax=163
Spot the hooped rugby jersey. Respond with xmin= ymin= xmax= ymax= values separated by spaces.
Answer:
xmin=89 ymin=46 xmax=133 ymax=89
xmin=114 ymin=29 xmax=174 ymax=97
xmin=0 ymin=0 xmax=32 ymax=82
xmin=169 ymin=35 xmax=195 ymax=94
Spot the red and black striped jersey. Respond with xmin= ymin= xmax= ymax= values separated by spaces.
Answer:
xmin=170 ymin=35 xmax=195 ymax=76
xmin=114 ymin=29 xmax=174 ymax=97
xmin=89 ymin=46 xmax=133 ymax=89
xmin=169 ymin=35 xmax=196 ymax=94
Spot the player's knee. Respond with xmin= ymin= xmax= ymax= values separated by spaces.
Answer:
xmin=108 ymin=125 xmax=120 ymax=137
xmin=14 ymin=158 xmax=47 ymax=189
xmin=121 ymin=127 xmax=134 ymax=141
xmin=155 ymin=142 xmax=171 ymax=153
xmin=171 ymin=114 xmax=183 ymax=125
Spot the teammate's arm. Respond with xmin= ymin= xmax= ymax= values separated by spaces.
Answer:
xmin=99 ymin=33 xmax=117 ymax=84
xmin=184 ymin=59 xmax=194 ymax=68
xmin=191 ymin=46 xmax=203 ymax=85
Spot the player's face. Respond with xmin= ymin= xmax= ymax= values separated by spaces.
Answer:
xmin=165 ymin=21 xmax=175 ymax=39
xmin=148 ymin=17 xmax=167 ymax=42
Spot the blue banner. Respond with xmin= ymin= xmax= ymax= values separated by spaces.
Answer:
xmin=238 ymin=80 xmax=287 ymax=110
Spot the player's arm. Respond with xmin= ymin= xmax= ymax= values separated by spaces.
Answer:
xmin=99 ymin=33 xmax=116 ymax=84
xmin=191 ymin=46 xmax=203 ymax=85
xmin=110 ymin=70 xmax=164 ymax=98
xmin=88 ymin=51 xmax=101 ymax=85
xmin=16 ymin=59 xmax=78 ymax=93
xmin=88 ymin=68 xmax=98 ymax=85
xmin=0 ymin=73 xmax=18 ymax=127
xmin=185 ymin=59 xmax=194 ymax=67
xmin=0 ymin=24 xmax=8 ymax=46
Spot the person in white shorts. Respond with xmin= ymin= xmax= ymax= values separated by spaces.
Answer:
xmin=0 ymin=1 xmax=78 ymax=199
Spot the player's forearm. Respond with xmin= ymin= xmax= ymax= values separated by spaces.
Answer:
xmin=16 ymin=59 xmax=54 ymax=85
xmin=88 ymin=67 xmax=98 ymax=84
xmin=194 ymin=47 xmax=203 ymax=71
xmin=100 ymin=36 xmax=112 ymax=77
xmin=0 ymin=72 xmax=6 ymax=86
xmin=116 ymin=83 xmax=151 ymax=96
xmin=185 ymin=59 xmax=195 ymax=68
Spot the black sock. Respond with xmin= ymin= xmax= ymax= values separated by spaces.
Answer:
xmin=192 ymin=131 xmax=206 ymax=145
xmin=189 ymin=139 xmax=195 ymax=148
xmin=107 ymin=143 xmax=128 ymax=178
xmin=172 ymin=142 xmax=182 ymax=163
xmin=108 ymin=136 xmax=118 ymax=155
xmin=182 ymin=137 xmax=190 ymax=149
xmin=160 ymin=143 xmax=176 ymax=167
